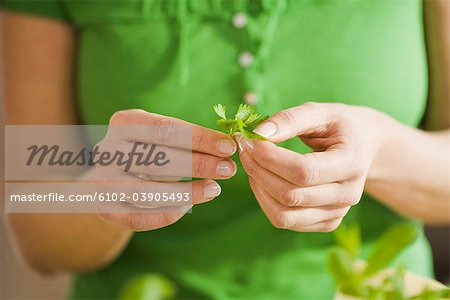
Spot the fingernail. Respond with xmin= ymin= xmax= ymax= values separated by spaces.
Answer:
xmin=233 ymin=133 xmax=244 ymax=152
xmin=237 ymin=138 xmax=244 ymax=152
xmin=217 ymin=139 xmax=236 ymax=155
xmin=216 ymin=160 xmax=236 ymax=177
xmin=242 ymin=138 xmax=253 ymax=151
xmin=254 ymin=122 xmax=277 ymax=138
xmin=204 ymin=182 xmax=221 ymax=199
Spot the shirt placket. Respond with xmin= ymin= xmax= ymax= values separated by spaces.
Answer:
xmin=231 ymin=0 xmax=286 ymax=108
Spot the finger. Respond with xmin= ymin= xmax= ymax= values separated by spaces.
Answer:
xmin=253 ymin=102 xmax=341 ymax=142
xmin=190 ymin=154 xmax=236 ymax=179
xmin=100 ymin=211 xmax=187 ymax=232
xmin=297 ymin=217 xmax=344 ymax=233
xmin=238 ymin=136 xmax=360 ymax=186
xmin=249 ymin=178 xmax=350 ymax=231
xmin=107 ymin=142 xmax=237 ymax=180
xmin=108 ymin=109 xmax=237 ymax=157
xmin=99 ymin=177 xmax=221 ymax=231
xmin=96 ymin=177 xmax=221 ymax=210
xmin=240 ymin=149 xmax=359 ymax=207
xmin=124 ymin=179 xmax=221 ymax=208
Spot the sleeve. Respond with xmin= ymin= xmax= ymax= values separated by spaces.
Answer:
xmin=0 ymin=0 xmax=70 ymax=23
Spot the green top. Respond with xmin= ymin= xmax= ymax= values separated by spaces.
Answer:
xmin=2 ymin=0 xmax=434 ymax=298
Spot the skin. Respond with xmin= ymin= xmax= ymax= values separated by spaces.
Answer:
xmin=2 ymin=13 xmax=237 ymax=272
xmin=237 ymin=0 xmax=450 ymax=230
xmin=2 ymin=0 xmax=449 ymax=273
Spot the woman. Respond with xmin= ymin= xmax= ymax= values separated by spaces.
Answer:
xmin=2 ymin=0 xmax=449 ymax=298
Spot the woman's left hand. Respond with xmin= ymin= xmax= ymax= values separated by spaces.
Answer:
xmin=235 ymin=102 xmax=391 ymax=232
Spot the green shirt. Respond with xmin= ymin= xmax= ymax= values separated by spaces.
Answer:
xmin=2 ymin=0 xmax=434 ymax=299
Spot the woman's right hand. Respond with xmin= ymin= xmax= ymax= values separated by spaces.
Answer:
xmin=94 ymin=109 xmax=237 ymax=231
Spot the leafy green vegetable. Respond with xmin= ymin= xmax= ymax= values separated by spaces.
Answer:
xmin=328 ymin=248 xmax=355 ymax=282
xmin=119 ymin=273 xmax=176 ymax=300
xmin=364 ymin=223 xmax=419 ymax=276
xmin=328 ymin=247 xmax=363 ymax=296
xmin=409 ymin=286 xmax=450 ymax=300
xmin=329 ymin=223 xmax=450 ymax=300
xmin=213 ymin=103 xmax=269 ymax=140
xmin=388 ymin=264 xmax=407 ymax=300
xmin=393 ymin=264 xmax=407 ymax=299
xmin=334 ymin=223 xmax=361 ymax=258
xmin=329 ymin=224 xmax=364 ymax=296
xmin=213 ymin=103 xmax=227 ymax=119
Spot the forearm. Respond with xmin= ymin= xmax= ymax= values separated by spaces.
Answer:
xmin=7 ymin=212 xmax=133 ymax=273
xmin=3 ymin=28 xmax=132 ymax=274
xmin=366 ymin=118 xmax=450 ymax=224
xmin=6 ymin=173 xmax=133 ymax=274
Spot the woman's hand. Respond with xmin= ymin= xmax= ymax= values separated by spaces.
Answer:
xmin=236 ymin=102 xmax=391 ymax=232
xmin=96 ymin=109 xmax=237 ymax=231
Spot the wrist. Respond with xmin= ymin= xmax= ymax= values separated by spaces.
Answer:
xmin=363 ymin=108 xmax=404 ymax=182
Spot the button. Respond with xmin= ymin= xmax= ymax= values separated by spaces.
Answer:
xmin=238 ymin=52 xmax=254 ymax=68
xmin=244 ymin=92 xmax=258 ymax=105
xmin=232 ymin=12 xmax=247 ymax=29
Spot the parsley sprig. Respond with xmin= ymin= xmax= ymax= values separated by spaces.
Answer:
xmin=213 ymin=104 xmax=269 ymax=140
xmin=329 ymin=223 xmax=450 ymax=299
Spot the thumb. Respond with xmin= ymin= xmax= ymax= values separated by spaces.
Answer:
xmin=253 ymin=102 xmax=337 ymax=142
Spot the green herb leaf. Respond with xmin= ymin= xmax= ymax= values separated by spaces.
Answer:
xmin=334 ymin=223 xmax=361 ymax=259
xmin=235 ymin=103 xmax=255 ymax=121
xmin=390 ymin=264 xmax=406 ymax=300
xmin=213 ymin=104 xmax=227 ymax=119
xmin=119 ymin=273 xmax=176 ymax=300
xmin=217 ymin=119 xmax=235 ymax=133
xmin=236 ymin=117 xmax=246 ymax=132
xmin=246 ymin=114 xmax=269 ymax=127
xmin=214 ymin=103 xmax=269 ymax=140
xmin=409 ymin=286 xmax=450 ymax=300
xmin=328 ymin=247 xmax=365 ymax=297
xmin=366 ymin=286 xmax=386 ymax=300
xmin=329 ymin=223 xmax=444 ymax=300
xmin=328 ymin=247 xmax=354 ymax=283
xmin=244 ymin=112 xmax=261 ymax=125
xmin=364 ymin=223 xmax=419 ymax=276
